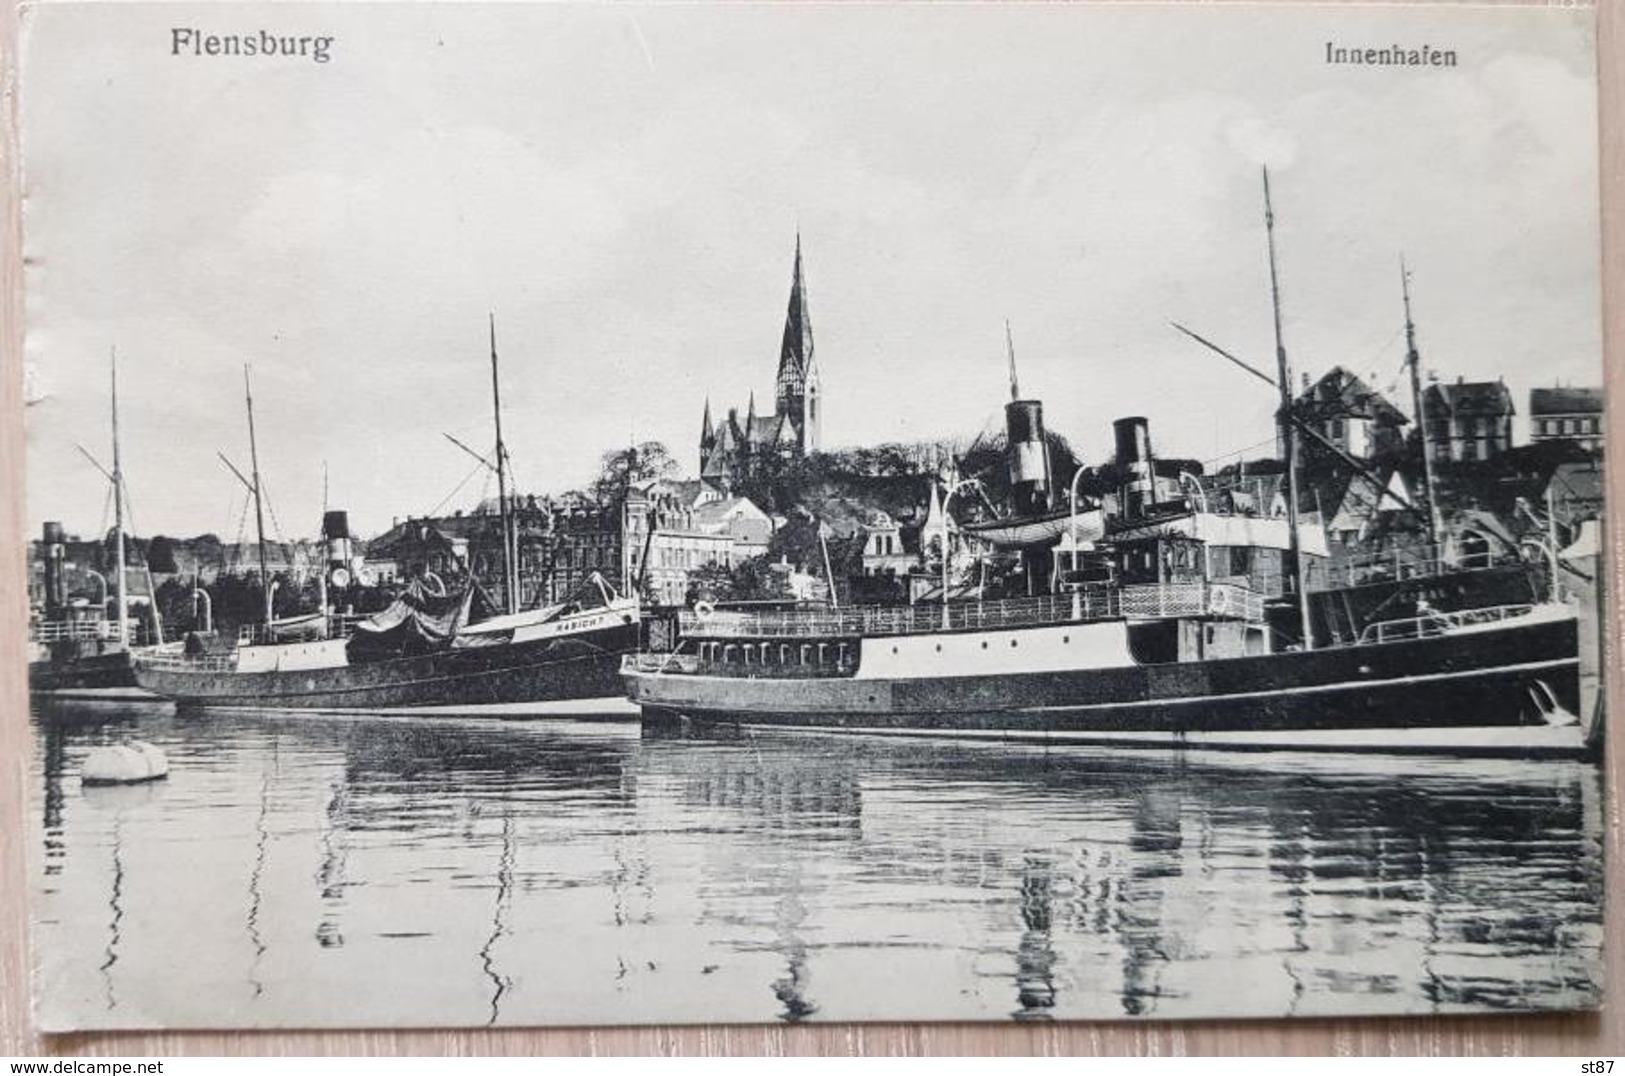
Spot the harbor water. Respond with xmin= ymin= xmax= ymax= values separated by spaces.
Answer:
xmin=29 ymin=702 xmax=1605 ymax=1028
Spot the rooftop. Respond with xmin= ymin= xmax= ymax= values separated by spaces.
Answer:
xmin=1529 ymin=386 xmax=1605 ymax=416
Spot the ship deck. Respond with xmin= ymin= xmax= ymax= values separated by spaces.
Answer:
xmin=677 ymin=582 xmax=1265 ymax=643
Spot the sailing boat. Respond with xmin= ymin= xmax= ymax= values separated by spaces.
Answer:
xmin=30 ymin=349 xmax=162 ymax=698
xmin=623 ymin=173 xmax=1597 ymax=758
xmin=131 ymin=328 xmax=642 ymax=714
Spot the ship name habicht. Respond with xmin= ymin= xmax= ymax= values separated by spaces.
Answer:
xmin=1324 ymin=42 xmax=1457 ymax=68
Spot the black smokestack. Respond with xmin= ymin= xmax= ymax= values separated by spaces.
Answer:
xmin=322 ymin=510 xmax=353 ymax=570
xmin=42 ymin=521 xmax=66 ymax=614
xmin=1113 ymin=417 xmax=1152 ymax=467
xmin=1112 ymin=417 xmax=1156 ymax=520
xmin=1005 ymin=399 xmax=1051 ymax=515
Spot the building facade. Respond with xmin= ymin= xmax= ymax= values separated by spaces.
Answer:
xmin=1295 ymin=366 xmax=1408 ymax=460
xmin=1423 ymin=378 xmax=1515 ymax=462
xmin=1529 ymin=386 xmax=1605 ymax=452
xmin=624 ymin=488 xmax=762 ymax=607
xmin=699 ymin=235 xmax=822 ymax=488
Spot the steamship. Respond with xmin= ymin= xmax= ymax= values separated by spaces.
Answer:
xmin=29 ymin=522 xmax=146 ymax=696
xmin=132 ymin=573 xmax=643 ymax=713
xmin=29 ymin=352 xmax=161 ymax=700
xmin=625 ymin=409 xmax=1589 ymax=756
xmin=622 ymin=178 xmax=1600 ymax=759
xmin=130 ymin=330 xmax=644 ymax=715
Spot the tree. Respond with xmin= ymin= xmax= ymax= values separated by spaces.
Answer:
xmin=684 ymin=561 xmax=736 ymax=605
xmin=592 ymin=441 xmax=678 ymax=506
xmin=728 ymin=555 xmax=793 ymax=602
xmin=766 ymin=512 xmax=826 ymax=571
xmin=682 ymin=555 xmax=794 ymax=605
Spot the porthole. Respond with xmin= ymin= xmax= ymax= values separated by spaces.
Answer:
xmin=1063 ymin=635 xmax=1070 ymax=644
xmin=935 ymin=644 xmax=942 ymax=652
xmin=981 ymin=641 xmax=988 ymax=650
xmin=1011 ymin=639 xmax=1018 ymax=648
xmin=892 ymin=646 xmax=899 ymax=655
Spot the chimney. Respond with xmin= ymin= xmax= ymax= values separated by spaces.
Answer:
xmin=1004 ymin=398 xmax=1051 ymax=515
xmin=1112 ymin=417 xmax=1156 ymax=521
xmin=42 ymin=522 xmax=66 ymax=614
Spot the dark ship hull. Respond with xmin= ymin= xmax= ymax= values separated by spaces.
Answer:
xmin=28 ymin=644 xmax=142 ymax=695
xmin=627 ymin=610 xmax=1590 ymax=757
xmin=134 ymin=620 xmax=641 ymax=713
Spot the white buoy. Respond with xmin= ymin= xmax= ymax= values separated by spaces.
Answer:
xmin=82 ymin=741 xmax=169 ymax=786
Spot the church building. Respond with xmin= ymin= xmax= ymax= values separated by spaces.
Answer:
xmin=699 ymin=236 xmax=822 ymax=489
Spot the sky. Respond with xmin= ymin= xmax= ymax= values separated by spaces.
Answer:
xmin=20 ymin=2 xmax=1603 ymax=540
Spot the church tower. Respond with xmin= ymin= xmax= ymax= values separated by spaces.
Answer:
xmin=701 ymin=235 xmax=823 ymax=486
xmin=698 ymin=397 xmax=716 ymax=475
xmin=775 ymin=233 xmax=821 ymax=454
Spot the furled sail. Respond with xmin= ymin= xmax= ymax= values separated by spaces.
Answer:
xmin=346 ymin=582 xmax=474 ymax=662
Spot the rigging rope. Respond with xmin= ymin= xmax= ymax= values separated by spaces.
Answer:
xmin=426 ymin=457 xmax=490 ymax=519
xmin=230 ymin=491 xmax=251 ymax=574
xmin=1201 ymin=435 xmax=1280 ymax=470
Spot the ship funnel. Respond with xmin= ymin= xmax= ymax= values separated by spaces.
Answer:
xmin=42 ymin=521 xmax=66 ymax=614
xmin=1112 ymin=417 xmax=1156 ymax=520
xmin=1005 ymin=398 xmax=1051 ymax=515
xmin=322 ymin=509 xmax=353 ymax=569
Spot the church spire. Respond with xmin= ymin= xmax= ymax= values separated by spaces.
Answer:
xmin=777 ymin=232 xmax=814 ymax=392
xmin=775 ymin=232 xmax=819 ymax=454
xmin=701 ymin=396 xmax=715 ymax=447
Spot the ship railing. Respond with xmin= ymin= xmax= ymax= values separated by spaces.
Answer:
xmin=674 ymin=581 xmax=1265 ymax=640
xmin=1321 ymin=542 xmax=1516 ymax=589
xmin=678 ymin=588 xmax=1118 ymax=639
xmin=29 ymin=618 xmax=130 ymax=643
xmin=235 ymin=613 xmax=371 ymax=647
xmin=131 ymin=646 xmax=241 ymax=673
xmin=1118 ymin=582 xmax=1265 ymax=623
xmin=1354 ymin=603 xmax=1536 ymax=646
xmin=623 ymin=652 xmax=702 ymax=675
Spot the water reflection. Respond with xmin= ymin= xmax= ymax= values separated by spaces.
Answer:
xmin=99 ymin=809 xmax=123 ymax=1011
xmin=1013 ymin=855 xmax=1056 ymax=1020
xmin=315 ymin=778 xmax=349 ymax=949
xmin=479 ymin=809 xmax=515 ymax=1026
xmin=246 ymin=740 xmax=275 ymax=998
xmin=29 ymin=703 xmax=1605 ymax=1029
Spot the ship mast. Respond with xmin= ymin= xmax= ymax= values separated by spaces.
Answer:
xmin=110 ymin=348 xmax=128 ymax=646
xmin=1401 ymin=258 xmax=1443 ymax=550
xmin=1262 ymin=167 xmax=1313 ymax=649
xmin=489 ymin=314 xmax=519 ymax=615
xmin=1006 ymin=318 xmax=1020 ymax=401
xmin=244 ymin=365 xmax=271 ymax=628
